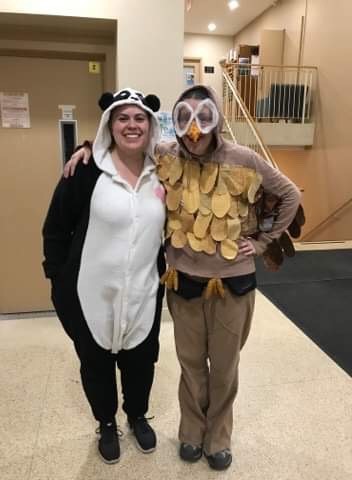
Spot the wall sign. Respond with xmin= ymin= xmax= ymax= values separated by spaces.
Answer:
xmin=0 ymin=92 xmax=31 ymax=128
xmin=58 ymin=105 xmax=76 ymax=120
xmin=89 ymin=62 xmax=101 ymax=74
xmin=204 ymin=66 xmax=215 ymax=74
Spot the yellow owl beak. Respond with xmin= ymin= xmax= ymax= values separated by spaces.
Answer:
xmin=186 ymin=120 xmax=201 ymax=142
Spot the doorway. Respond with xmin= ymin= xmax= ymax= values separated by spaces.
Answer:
xmin=183 ymin=58 xmax=202 ymax=88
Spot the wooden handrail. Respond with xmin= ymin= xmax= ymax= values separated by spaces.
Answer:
xmin=222 ymin=116 xmax=237 ymax=144
xmin=301 ymin=197 xmax=352 ymax=240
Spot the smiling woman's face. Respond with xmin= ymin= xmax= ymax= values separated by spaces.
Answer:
xmin=109 ymin=104 xmax=151 ymax=154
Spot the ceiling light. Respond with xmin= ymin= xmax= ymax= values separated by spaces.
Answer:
xmin=228 ymin=0 xmax=239 ymax=10
xmin=208 ymin=23 xmax=217 ymax=32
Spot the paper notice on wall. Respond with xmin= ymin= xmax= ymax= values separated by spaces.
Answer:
xmin=157 ymin=111 xmax=176 ymax=141
xmin=0 ymin=92 xmax=31 ymax=128
xmin=251 ymin=55 xmax=260 ymax=76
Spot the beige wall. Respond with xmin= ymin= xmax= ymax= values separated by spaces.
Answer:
xmin=184 ymin=33 xmax=233 ymax=100
xmin=0 ymin=55 xmax=103 ymax=312
xmin=0 ymin=38 xmax=116 ymax=92
xmin=0 ymin=0 xmax=184 ymax=109
xmin=0 ymin=0 xmax=184 ymax=312
xmin=234 ymin=0 xmax=306 ymax=66
xmin=234 ymin=0 xmax=352 ymax=241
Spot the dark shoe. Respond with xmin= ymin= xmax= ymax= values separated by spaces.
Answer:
xmin=128 ymin=417 xmax=156 ymax=453
xmin=97 ymin=420 xmax=120 ymax=464
xmin=179 ymin=442 xmax=202 ymax=463
xmin=205 ymin=449 xmax=232 ymax=471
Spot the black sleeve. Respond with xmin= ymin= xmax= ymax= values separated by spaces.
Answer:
xmin=42 ymin=158 xmax=97 ymax=279
xmin=74 ymin=140 xmax=93 ymax=153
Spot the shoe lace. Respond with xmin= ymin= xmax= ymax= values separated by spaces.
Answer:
xmin=216 ymin=448 xmax=231 ymax=458
xmin=183 ymin=443 xmax=201 ymax=452
xmin=132 ymin=416 xmax=154 ymax=434
xmin=96 ymin=422 xmax=124 ymax=439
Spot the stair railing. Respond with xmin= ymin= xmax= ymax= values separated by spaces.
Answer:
xmin=222 ymin=68 xmax=277 ymax=169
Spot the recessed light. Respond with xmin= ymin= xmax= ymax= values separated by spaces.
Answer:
xmin=228 ymin=0 xmax=239 ymax=10
xmin=208 ymin=23 xmax=217 ymax=32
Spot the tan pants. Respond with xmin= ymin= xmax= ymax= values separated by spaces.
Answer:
xmin=167 ymin=287 xmax=255 ymax=455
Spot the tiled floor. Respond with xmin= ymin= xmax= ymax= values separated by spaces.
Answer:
xmin=1 ymin=253 xmax=351 ymax=479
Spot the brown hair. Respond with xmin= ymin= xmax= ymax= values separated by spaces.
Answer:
xmin=179 ymin=86 xmax=210 ymax=102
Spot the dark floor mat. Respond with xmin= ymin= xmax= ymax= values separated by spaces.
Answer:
xmin=256 ymin=250 xmax=352 ymax=376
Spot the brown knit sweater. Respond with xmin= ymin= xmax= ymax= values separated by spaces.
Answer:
xmin=156 ymin=86 xmax=301 ymax=278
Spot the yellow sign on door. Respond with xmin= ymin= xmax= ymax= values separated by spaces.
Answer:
xmin=89 ymin=62 xmax=101 ymax=74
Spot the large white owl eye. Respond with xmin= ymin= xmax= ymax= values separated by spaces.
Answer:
xmin=173 ymin=99 xmax=219 ymax=137
xmin=193 ymin=99 xmax=219 ymax=134
xmin=173 ymin=102 xmax=193 ymax=136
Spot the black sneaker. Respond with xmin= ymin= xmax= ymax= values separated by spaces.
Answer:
xmin=97 ymin=420 xmax=120 ymax=464
xmin=179 ymin=443 xmax=202 ymax=462
xmin=128 ymin=416 xmax=156 ymax=453
xmin=205 ymin=449 xmax=232 ymax=471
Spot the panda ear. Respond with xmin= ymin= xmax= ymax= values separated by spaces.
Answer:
xmin=98 ymin=92 xmax=114 ymax=111
xmin=143 ymin=94 xmax=161 ymax=112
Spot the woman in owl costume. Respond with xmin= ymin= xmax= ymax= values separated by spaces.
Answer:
xmin=66 ymin=85 xmax=301 ymax=471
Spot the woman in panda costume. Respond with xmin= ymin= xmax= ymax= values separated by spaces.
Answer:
xmin=63 ymin=85 xmax=302 ymax=472
xmin=42 ymin=88 xmax=166 ymax=464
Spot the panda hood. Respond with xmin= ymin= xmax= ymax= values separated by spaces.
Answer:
xmin=93 ymin=88 xmax=161 ymax=174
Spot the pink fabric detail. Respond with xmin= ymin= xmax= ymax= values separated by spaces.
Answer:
xmin=154 ymin=185 xmax=166 ymax=202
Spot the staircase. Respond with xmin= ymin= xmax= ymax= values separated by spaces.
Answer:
xmin=221 ymin=67 xmax=277 ymax=168
xmin=222 ymin=66 xmax=351 ymax=242
xmin=221 ymin=62 xmax=317 ymax=148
